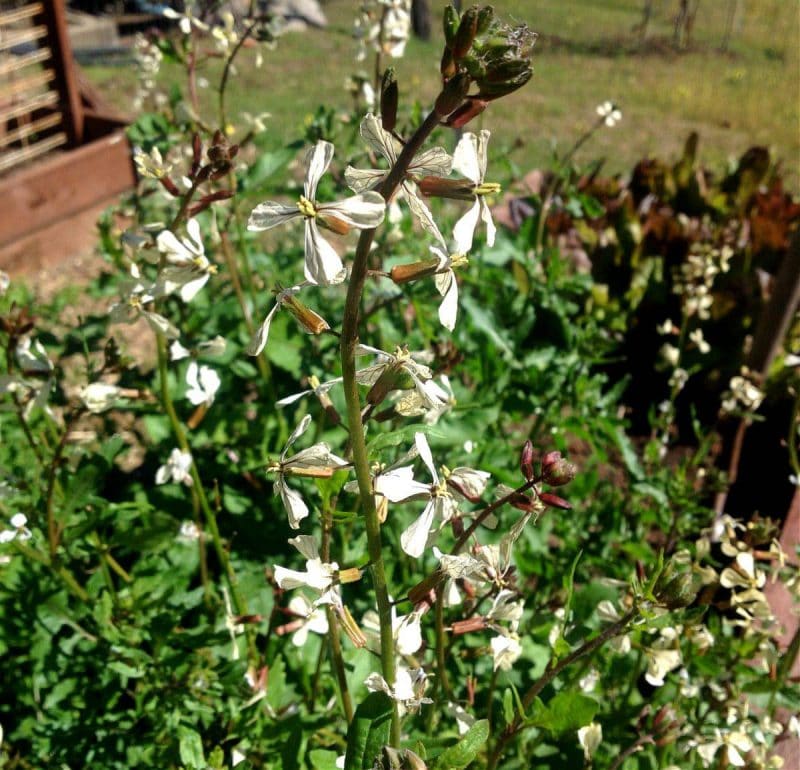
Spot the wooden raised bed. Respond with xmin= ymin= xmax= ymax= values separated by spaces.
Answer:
xmin=0 ymin=0 xmax=135 ymax=270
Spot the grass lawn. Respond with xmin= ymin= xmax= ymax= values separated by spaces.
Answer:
xmin=85 ymin=0 xmax=800 ymax=187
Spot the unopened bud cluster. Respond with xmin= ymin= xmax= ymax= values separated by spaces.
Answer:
xmin=436 ymin=5 xmax=536 ymax=127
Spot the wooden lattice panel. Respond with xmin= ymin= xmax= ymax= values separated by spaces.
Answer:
xmin=0 ymin=1 xmax=83 ymax=175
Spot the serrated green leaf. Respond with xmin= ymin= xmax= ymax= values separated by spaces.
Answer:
xmin=344 ymin=692 xmax=393 ymax=770
xmin=432 ymin=720 xmax=489 ymax=769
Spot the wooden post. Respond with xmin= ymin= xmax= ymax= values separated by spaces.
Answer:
xmin=36 ymin=0 xmax=83 ymax=146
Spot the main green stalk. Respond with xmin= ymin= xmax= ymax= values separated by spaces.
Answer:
xmin=339 ymin=108 xmax=443 ymax=748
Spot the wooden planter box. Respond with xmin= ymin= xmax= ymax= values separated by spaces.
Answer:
xmin=0 ymin=1 xmax=135 ymax=272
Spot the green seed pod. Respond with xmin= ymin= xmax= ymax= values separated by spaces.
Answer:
xmin=380 ymin=68 xmax=398 ymax=132
xmin=443 ymin=5 xmax=460 ymax=49
xmin=484 ymin=58 xmax=531 ymax=83
xmin=452 ymin=5 xmax=480 ymax=60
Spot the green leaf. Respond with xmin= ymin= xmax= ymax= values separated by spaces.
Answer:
xmin=267 ymin=656 xmax=287 ymax=711
xmin=432 ymin=720 xmax=489 ymax=769
xmin=526 ymin=692 xmax=599 ymax=736
xmin=178 ymin=726 xmax=206 ymax=769
xmin=308 ymin=749 xmax=340 ymax=770
xmin=344 ymin=692 xmax=393 ymax=770
xmin=366 ymin=424 xmax=444 ymax=455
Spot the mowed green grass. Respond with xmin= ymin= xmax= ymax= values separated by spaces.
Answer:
xmin=87 ymin=0 xmax=800 ymax=186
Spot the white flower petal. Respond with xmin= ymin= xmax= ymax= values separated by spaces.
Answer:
xmin=480 ymin=198 xmax=496 ymax=247
xmin=276 ymin=478 xmax=309 ymax=529
xmin=435 ymin=270 xmax=458 ymax=331
xmin=453 ymin=200 xmax=481 ymax=255
xmin=375 ymin=466 xmax=429 ymax=502
xmin=319 ymin=191 xmax=386 ymax=229
xmin=248 ymin=202 xmax=300 ymax=231
xmin=452 ymin=133 xmax=481 ymax=184
xmin=247 ymin=301 xmax=282 ymax=356
xmin=284 ymin=414 xmax=313 ymax=457
xmin=304 ymin=220 xmax=346 ymax=285
xmin=304 ymin=140 xmax=335 ymax=199
xmin=344 ymin=166 xmax=386 ymax=194
xmin=414 ymin=432 xmax=438 ymax=482
xmin=400 ymin=500 xmax=435 ymax=558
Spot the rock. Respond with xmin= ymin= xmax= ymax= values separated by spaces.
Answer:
xmin=263 ymin=0 xmax=327 ymax=29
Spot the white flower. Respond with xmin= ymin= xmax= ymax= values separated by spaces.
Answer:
xmin=444 ymin=702 xmax=476 ymax=735
xmin=241 ymin=111 xmax=271 ymax=134
xmin=155 ymin=218 xmax=215 ymax=302
xmin=80 ymin=382 xmax=122 ymax=413
xmin=487 ymin=590 xmax=524 ymax=630
xmin=133 ymin=146 xmax=172 ymax=179
xmin=15 ymin=337 xmax=53 ymax=374
xmin=376 ymin=433 xmax=488 ymax=558
xmin=185 ymin=362 xmax=220 ymax=406
xmin=270 ymin=415 xmax=349 ymax=529
xmin=247 ymin=284 xmax=329 ymax=357
xmin=273 ymin=535 xmax=338 ymax=595
xmin=578 ymin=722 xmax=603 ymax=761
xmin=393 ymin=374 xmax=455 ymax=424
xmin=0 ymin=513 xmax=32 ymax=543
xmin=0 ymin=270 xmax=9 ymax=295
xmin=162 ymin=3 xmax=209 ymax=35
xmin=110 ymin=264 xmax=179 ymax=339
xmin=490 ymin=633 xmax=522 ymax=671
xmin=287 ymin=594 xmax=329 ymax=646
xmin=345 ymin=113 xmax=451 ymax=241
xmin=356 ymin=345 xmax=447 ymax=412
xmin=155 ymin=448 xmax=193 ymax=486
xmin=365 ymin=666 xmax=431 ymax=715
xmin=644 ymin=629 xmax=682 ymax=687
xmin=696 ymin=728 xmax=753 ymax=768
xmin=690 ymin=328 xmax=710 ymax=354
xmin=452 ymin=131 xmax=498 ymax=254
xmin=363 ymin=605 xmax=423 ymax=656
xmin=596 ymin=101 xmax=622 ymax=127
xmin=178 ymin=521 xmax=201 ymax=541
xmin=248 ymin=141 xmax=386 ymax=285
xmin=354 ymin=0 xmax=412 ymax=61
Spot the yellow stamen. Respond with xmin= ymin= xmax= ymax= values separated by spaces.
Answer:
xmin=297 ymin=195 xmax=316 ymax=218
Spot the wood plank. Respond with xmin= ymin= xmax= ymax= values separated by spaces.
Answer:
xmin=0 ymin=112 xmax=62 ymax=147
xmin=0 ymin=48 xmax=51 ymax=77
xmin=0 ymin=131 xmax=66 ymax=173
xmin=0 ymin=4 xmax=44 ymax=27
xmin=36 ymin=0 xmax=82 ymax=145
xmin=0 ymin=68 xmax=55 ymax=99
xmin=0 ymin=90 xmax=58 ymax=123
xmin=0 ymin=24 xmax=48 ymax=51
xmin=0 ymin=129 xmax=135 ymax=246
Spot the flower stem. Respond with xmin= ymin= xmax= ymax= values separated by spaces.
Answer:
xmin=340 ymin=107 xmax=442 ymax=748
xmin=486 ymin=610 xmax=636 ymax=770
xmin=155 ymin=332 xmax=256 ymax=662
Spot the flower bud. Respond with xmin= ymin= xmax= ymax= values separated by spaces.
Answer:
xmin=520 ymin=439 xmax=534 ymax=481
xmin=476 ymin=5 xmax=494 ymax=35
xmin=443 ymin=5 xmax=460 ymax=49
xmin=390 ymin=257 xmax=442 ymax=284
xmin=440 ymin=47 xmax=457 ymax=79
xmin=444 ymin=97 xmax=488 ymax=128
xmin=281 ymin=295 xmax=330 ymax=335
xmin=541 ymin=452 xmax=576 ymax=487
xmin=366 ymin=362 xmax=406 ymax=406
xmin=655 ymin=571 xmax=698 ymax=610
xmin=538 ymin=491 xmax=571 ymax=510
xmin=418 ymin=176 xmax=476 ymax=201
xmin=380 ymin=68 xmax=398 ymax=132
xmin=435 ymin=72 xmax=472 ymax=117
xmin=451 ymin=616 xmax=488 ymax=635
xmin=408 ymin=570 xmax=445 ymax=606
xmin=337 ymin=567 xmax=363 ymax=585
xmin=452 ymin=5 xmax=480 ymax=60
xmin=80 ymin=382 xmax=122 ymax=413
xmin=476 ymin=69 xmax=533 ymax=101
